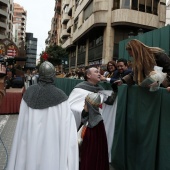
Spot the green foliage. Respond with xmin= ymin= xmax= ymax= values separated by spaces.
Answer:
xmin=46 ymin=45 xmax=68 ymax=66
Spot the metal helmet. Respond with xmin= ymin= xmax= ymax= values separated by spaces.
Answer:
xmin=85 ymin=92 xmax=101 ymax=107
xmin=39 ymin=61 xmax=55 ymax=79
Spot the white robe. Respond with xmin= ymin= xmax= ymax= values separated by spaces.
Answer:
xmin=7 ymin=99 xmax=79 ymax=170
xmin=68 ymin=88 xmax=117 ymax=162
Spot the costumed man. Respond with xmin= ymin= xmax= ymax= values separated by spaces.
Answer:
xmin=79 ymin=92 xmax=109 ymax=170
xmin=68 ymin=66 xmax=118 ymax=163
xmin=7 ymin=61 xmax=79 ymax=170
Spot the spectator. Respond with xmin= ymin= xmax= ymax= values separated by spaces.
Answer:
xmin=105 ymin=61 xmax=117 ymax=78
xmin=31 ymin=69 xmax=39 ymax=85
xmin=101 ymin=58 xmax=132 ymax=104
xmin=24 ymin=69 xmax=32 ymax=89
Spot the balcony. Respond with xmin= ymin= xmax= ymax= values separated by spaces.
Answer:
xmin=111 ymin=9 xmax=160 ymax=29
xmin=68 ymin=0 xmax=73 ymax=16
xmin=61 ymin=13 xmax=70 ymax=24
xmin=62 ymin=37 xmax=73 ymax=48
xmin=0 ymin=0 xmax=8 ymax=6
xmin=63 ymin=0 xmax=69 ymax=9
xmin=0 ymin=9 xmax=8 ymax=17
xmin=0 ymin=34 xmax=6 ymax=39
xmin=72 ymin=11 xmax=107 ymax=42
xmin=67 ymin=18 xmax=73 ymax=32
xmin=22 ymin=15 xmax=26 ymax=20
xmin=55 ymin=1 xmax=61 ymax=11
xmin=60 ymin=28 xmax=70 ymax=39
xmin=0 ymin=21 xmax=6 ymax=29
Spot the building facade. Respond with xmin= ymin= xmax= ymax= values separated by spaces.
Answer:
xmin=25 ymin=33 xmax=37 ymax=69
xmin=0 ymin=0 xmax=13 ymax=41
xmin=166 ymin=0 xmax=170 ymax=25
xmin=50 ymin=0 xmax=166 ymax=71
xmin=13 ymin=3 xmax=27 ymax=48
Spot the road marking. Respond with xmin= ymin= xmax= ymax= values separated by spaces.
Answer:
xmin=0 ymin=115 xmax=10 ymax=134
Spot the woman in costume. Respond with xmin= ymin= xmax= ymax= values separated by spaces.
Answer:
xmin=116 ymin=39 xmax=170 ymax=88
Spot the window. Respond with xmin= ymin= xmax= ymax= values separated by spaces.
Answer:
xmin=95 ymin=36 xmax=103 ymax=45
xmin=64 ymin=5 xmax=69 ymax=13
xmin=89 ymin=40 xmax=94 ymax=49
xmin=146 ymin=0 xmax=152 ymax=13
xmin=139 ymin=0 xmax=145 ymax=12
xmin=153 ymin=0 xmax=159 ymax=15
xmin=74 ymin=18 xmax=78 ymax=32
xmin=132 ymin=0 xmax=138 ymax=10
xmin=121 ymin=0 xmax=130 ymax=9
xmin=84 ymin=1 xmax=93 ymax=20
xmin=113 ymin=0 xmax=120 ymax=10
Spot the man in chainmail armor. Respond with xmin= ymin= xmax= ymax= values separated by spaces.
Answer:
xmin=7 ymin=61 xmax=78 ymax=170
xmin=79 ymin=92 xmax=109 ymax=170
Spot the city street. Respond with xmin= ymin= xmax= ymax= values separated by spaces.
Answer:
xmin=0 ymin=114 xmax=18 ymax=170
xmin=0 ymin=114 xmax=114 ymax=170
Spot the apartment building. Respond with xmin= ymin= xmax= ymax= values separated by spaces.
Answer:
xmin=51 ymin=0 xmax=165 ymax=71
xmin=166 ymin=0 xmax=170 ymax=25
xmin=13 ymin=3 xmax=27 ymax=48
xmin=0 ymin=0 xmax=13 ymax=41
xmin=46 ymin=0 xmax=62 ymax=46
xmin=25 ymin=33 xmax=37 ymax=69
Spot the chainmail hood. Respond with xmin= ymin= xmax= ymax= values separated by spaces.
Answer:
xmin=23 ymin=61 xmax=68 ymax=109
xmin=23 ymin=82 xmax=68 ymax=109
xmin=81 ymin=93 xmax=102 ymax=128
xmin=75 ymin=81 xmax=104 ymax=92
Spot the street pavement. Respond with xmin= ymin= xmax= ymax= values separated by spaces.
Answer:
xmin=0 ymin=114 xmax=18 ymax=170
xmin=0 ymin=114 xmax=115 ymax=170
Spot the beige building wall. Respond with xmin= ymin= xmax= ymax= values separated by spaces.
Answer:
xmin=51 ymin=0 xmax=166 ymax=71
xmin=166 ymin=0 xmax=170 ymax=25
xmin=0 ymin=0 xmax=13 ymax=41
xmin=13 ymin=3 xmax=27 ymax=48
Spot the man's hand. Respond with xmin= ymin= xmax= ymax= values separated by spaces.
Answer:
xmin=100 ymin=75 xmax=107 ymax=81
xmin=114 ymin=79 xmax=123 ymax=86
xmin=149 ymin=81 xmax=159 ymax=88
xmin=167 ymin=87 xmax=170 ymax=92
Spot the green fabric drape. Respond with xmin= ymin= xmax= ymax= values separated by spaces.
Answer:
xmin=55 ymin=78 xmax=112 ymax=96
xmin=112 ymin=85 xmax=170 ymax=170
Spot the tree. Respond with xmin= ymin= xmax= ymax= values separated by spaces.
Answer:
xmin=44 ymin=45 xmax=68 ymax=66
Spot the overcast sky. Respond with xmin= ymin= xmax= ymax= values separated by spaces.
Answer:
xmin=13 ymin=0 xmax=55 ymax=59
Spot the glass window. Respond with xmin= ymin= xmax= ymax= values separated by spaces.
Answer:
xmin=132 ymin=0 xmax=138 ymax=10
xmin=64 ymin=5 xmax=69 ymax=13
xmin=153 ymin=0 xmax=159 ymax=15
xmin=121 ymin=0 xmax=130 ymax=9
xmin=95 ymin=36 xmax=103 ymax=45
xmin=146 ymin=0 xmax=152 ymax=13
xmin=113 ymin=0 xmax=120 ymax=10
xmin=139 ymin=0 xmax=145 ymax=12
xmin=74 ymin=18 xmax=78 ymax=32
xmin=89 ymin=40 xmax=94 ymax=49
xmin=84 ymin=1 xmax=93 ymax=21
